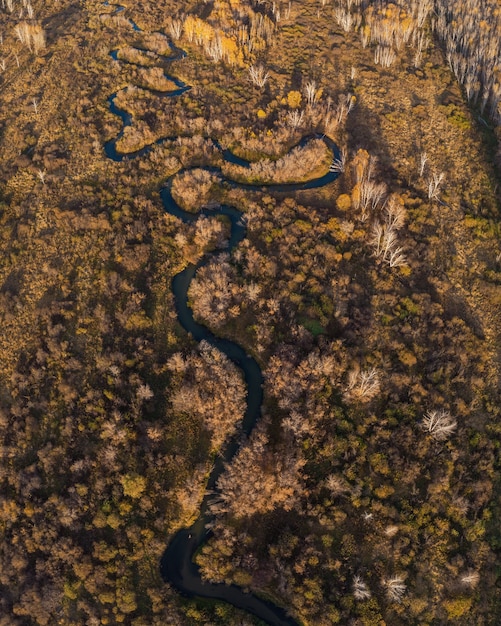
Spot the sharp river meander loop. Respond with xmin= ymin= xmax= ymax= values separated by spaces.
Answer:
xmin=103 ymin=5 xmax=341 ymax=624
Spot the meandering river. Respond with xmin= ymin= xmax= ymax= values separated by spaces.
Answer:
xmin=103 ymin=6 xmax=341 ymax=624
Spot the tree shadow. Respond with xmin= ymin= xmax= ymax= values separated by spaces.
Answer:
xmin=42 ymin=2 xmax=81 ymax=46
xmin=345 ymin=100 xmax=400 ymax=183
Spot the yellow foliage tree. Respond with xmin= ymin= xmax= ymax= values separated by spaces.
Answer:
xmin=336 ymin=194 xmax=352 ymax=212
xmin=120 ymin=473 xmax=147 ymax=498
xmin=287 ymin=90 xmax=302 ymax=108
xmin=443 ymin=597 xmax=473 ymax=619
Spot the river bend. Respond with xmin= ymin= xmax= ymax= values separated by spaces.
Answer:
xmin=103 ymin=6 xmax=341 ymax=624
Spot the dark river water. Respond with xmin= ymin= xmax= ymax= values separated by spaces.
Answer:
xmin=103 ymin=6 xmax=341 ymax=623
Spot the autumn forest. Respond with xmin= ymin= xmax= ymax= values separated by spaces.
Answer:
xmin=0 ymin=0 xmax=501 ymax=625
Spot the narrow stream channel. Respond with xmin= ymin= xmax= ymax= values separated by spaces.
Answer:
xmin=103 ymin=6 xmax=341 ymax=624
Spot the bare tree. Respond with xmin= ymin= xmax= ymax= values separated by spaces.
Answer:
xmin=384 ymin=196 xmax=406 ymax=230
xmin=413 ymin=30 xmax=428 ymax=67
xmin=374 ymin=45 xmax=396 ymax=67
xmin=418 ymin=151 xmax=428 ymax=177
xmin=248 ymin=64 xmax=269 ymax=88
xmin=14 ymin=22 xmax=30 ymax=47
xmin=370 ymin=221 xmax=407 ymax=268
xmin=353 ymin=575 xmax=371 ymax=600
xmin=329 ymin=147 xmax=347 ymax=173
xmin=460 ymin=571 xmax=480 ymax=589
xmin=343 ymin=367 xmax=380 ymax=403
xmin=168 ymin=18 xmax=183 ymax=40
xmin=384 ymin=576 xmax=406 ymax=603
xmin=434 ymin=0 xmax=501 ymax=125
xmin=359 ymin=179 xmax=386 ymax=219
xmin=272 ymin=2 xmax=280 ymax=23
xmin=335 ymin=7 xmax=354 ymax=32
xmin=304 ymin=80 xmax=318 ymax=106
xmin=14 ymin=21 xmax=45 ymax=53
xmin=422 ymin=409 xmax=457 ymax=440
xmin=204 ymin=35 xmax=223 ymax=62
xmin=427 ymin=171 xmax=445 ymax=200
xmin=386 ymin=244 xmax=407 ymax=268
xmin=385 ymin=524 xmax=399 ymax=537
xmin=287 ymin=109 xmax=304 ymax=129
xmin=412 ymin=0 xmax=433 ymax=28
